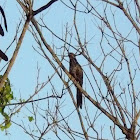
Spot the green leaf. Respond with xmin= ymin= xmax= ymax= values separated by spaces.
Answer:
xmin=5 ymin=122 xmax=11 ymax=129
xmin=6 ymin=94 xmax=13 ymax=102
xmin=28 ymin=116 xmax=34 ymax=122
xmin=5 ymin=85 xmax=11 ymax=93
xmin=0 ymin=126 xmax=5 ymax=131
xmin=3 ymin=113 xmax=9 ymax=120
xmin=0 ymin=107 xmax=4 ymax=114
xmin=0 ymin=107 xmax=3 ymax=113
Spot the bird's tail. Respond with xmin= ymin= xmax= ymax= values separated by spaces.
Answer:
xmin=77 ymin=89 xmax=82 ymax=109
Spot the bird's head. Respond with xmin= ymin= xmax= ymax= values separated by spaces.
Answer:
xmin=68 ymin=53 xmax=76 ymax=59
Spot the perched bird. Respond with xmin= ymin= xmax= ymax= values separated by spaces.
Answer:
xmin=69 ymin=53 xmax=83 ymax=109
xmin=0 ymin=6 xmax=8 ymax=61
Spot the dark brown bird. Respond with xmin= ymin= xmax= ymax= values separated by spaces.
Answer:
xmin=69 ymin=53 xmax=83 ymax=109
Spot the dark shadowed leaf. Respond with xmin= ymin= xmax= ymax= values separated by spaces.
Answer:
xmin=0 ymin=50 xmax=8 ymax=61
xmin=0 ymin=24 xmax=4 ymax=36
xmin=0 ymin=6 xmax=7 ymax=31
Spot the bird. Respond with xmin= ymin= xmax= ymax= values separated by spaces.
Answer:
xmin=69 ymin=53 xmax=83 ymax=109
xmin=0 ymin=6 xmax=8 ymax=61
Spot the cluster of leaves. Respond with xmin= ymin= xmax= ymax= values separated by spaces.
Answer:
xmin=0 ymin=75 xmax=13 ymax=131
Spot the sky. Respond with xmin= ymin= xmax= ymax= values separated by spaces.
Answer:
xmin=0 ymin=0 xmax=139 ymax=140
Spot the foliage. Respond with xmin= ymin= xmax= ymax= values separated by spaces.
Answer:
xmin=28 ymin=116 xmax=34 ymax=122
xmin=0 ymin=75 xmax=13 ymax=131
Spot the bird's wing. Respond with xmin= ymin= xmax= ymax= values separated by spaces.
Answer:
xmin=75 ymin=65 xmax=83 ymax=86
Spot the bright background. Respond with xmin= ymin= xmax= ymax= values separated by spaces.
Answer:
xmin=0 ymin=0 xmax=139 ymax=139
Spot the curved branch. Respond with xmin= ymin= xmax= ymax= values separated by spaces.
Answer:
xmin=33 ymin=0 xmax=58 ymax=16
